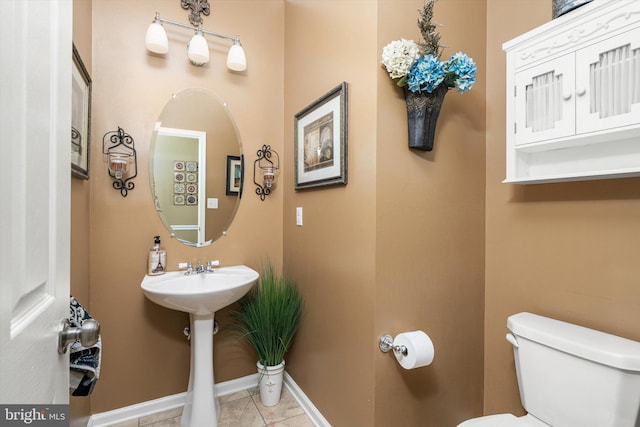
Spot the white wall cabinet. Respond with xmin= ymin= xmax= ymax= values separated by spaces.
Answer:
xmin=503 ymin=0 xmax=640 ymax=183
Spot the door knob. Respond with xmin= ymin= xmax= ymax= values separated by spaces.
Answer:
xmin=58 ymin=318 xmax=100 ymax=354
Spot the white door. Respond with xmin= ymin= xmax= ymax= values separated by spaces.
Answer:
xmin=0 ymin=0 xmax=72 ymax=405
xmin=154 ymin=127 xmax=207 ymax=245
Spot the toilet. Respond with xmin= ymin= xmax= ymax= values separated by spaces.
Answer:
xmin=458 ymin=312 xmax=640 ymax=427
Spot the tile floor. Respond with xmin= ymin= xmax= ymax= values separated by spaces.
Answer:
xmin=107 ymin=387 xmax=315 ymax=427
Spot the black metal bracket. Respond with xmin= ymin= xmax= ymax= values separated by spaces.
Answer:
xmin=102 ymin=127 xmax=137 ymax=197
xmin=253 ymin=145 xmax=279 ymax=201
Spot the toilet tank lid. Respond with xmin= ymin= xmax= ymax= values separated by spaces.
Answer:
xmin=508 ymin=312 xmax=640 ymax=372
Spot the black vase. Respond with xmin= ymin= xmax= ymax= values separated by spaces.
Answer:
xmin=404 ymin=84 xmax=448 ymax=151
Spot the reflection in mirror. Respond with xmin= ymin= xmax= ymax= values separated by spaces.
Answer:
xmin=150 ymin=89 xmax=242 ymax=247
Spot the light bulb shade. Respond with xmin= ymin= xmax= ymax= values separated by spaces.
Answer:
xmin=226 ymin=42 xmax=247 ymax=71
xmin=145 ymin=21 xmax=169 ymax=54
xmin=188 ymin=32 xmax=210 ymax=65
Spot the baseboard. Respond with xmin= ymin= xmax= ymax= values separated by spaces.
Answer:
xmin=87 ymin=391 xmax=187 ymax=427
xmin=283 ymin=372 xmax=331 ymax=427
xmin=87 ymin=372 xmax=330 ymax=426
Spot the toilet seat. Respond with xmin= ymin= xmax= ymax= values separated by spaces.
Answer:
xmin=457 ymin=414 xmax=550 ymax=427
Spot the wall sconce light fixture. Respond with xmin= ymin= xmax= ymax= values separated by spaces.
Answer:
xmin=145 ymin=12 xmax=246 ymax=71
xmin=254 ymin=145 xmax=279 ymax=201
xmin=103 ymin=127 xmax=137 ymax=197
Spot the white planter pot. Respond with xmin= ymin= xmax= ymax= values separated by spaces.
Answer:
xmin=256 ymin=360 xmax=285 ymax=407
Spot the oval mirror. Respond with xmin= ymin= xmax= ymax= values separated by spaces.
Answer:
xmin=149 ymin=88 xmax=243 ymax=247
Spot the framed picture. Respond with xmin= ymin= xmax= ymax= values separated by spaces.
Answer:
xmin=174 ymin=194 xmax=185 ymax=205
xmin=71 ymin=44 xmax=92 ymax=180
xmin=226 ymin=155 xmax=243 ymax=196
xmin=294 ymin=82 xmax=348 ymax=189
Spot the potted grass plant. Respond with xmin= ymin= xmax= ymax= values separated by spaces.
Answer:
xmin=233 ymin=261 xmax=303 ymax=406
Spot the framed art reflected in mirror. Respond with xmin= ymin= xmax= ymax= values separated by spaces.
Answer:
xmin=71 ymin=44 xmax=92 ymax=180
xmin=226 ymin=155 xmax=243 ymax=196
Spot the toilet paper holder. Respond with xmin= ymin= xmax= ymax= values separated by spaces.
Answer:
xmin=379 ymin=334 xmax=408 ymax=356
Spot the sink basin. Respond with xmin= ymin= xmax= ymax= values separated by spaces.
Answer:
xmin=141 ymin=265 xmax=259 ymax=315
xmin=141 ymin=264 xmax=259 ymax=427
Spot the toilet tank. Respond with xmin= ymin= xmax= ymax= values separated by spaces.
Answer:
xmin=507 ymin=312 xmax=640 ymax=427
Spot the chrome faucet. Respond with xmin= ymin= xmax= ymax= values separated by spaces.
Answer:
xmin=178 ymin=262 xmax=194 ymax=275
xmin=178 ymin=260 xmax=220 ymax=275
xmin=195 ymin=262 xmax=205 ymax=274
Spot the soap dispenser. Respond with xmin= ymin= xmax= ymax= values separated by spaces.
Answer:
xmin=148 ymin=235 xmax=166 ymax=276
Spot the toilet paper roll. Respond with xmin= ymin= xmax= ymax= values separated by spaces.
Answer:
xmin=393 ymin=330 xmax=435 ymax=370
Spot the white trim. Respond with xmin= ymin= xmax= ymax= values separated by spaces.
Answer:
xmin=217 ymin=373 xmax=260 ymax=396
xmin=170 ymin=224 xmax=198 ymax=231
xmin=87 ymin=372 xmax=331 ymax=427
xmin=284 ymin=372 xmax=331 ymax=427
xmin=87 ymin=392 xmax=186 ymax=427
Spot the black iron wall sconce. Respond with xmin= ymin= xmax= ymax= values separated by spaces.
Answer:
xmin=102 ymin=127 xmax=137 ymax=197
xmin=253 ymin=145 xmax=279 ymax=201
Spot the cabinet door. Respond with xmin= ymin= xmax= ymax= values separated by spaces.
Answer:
xmin=576 ymin=27 xmax=640 ymax=134
xmin=514 ymin=54 xmax=576 ymax=146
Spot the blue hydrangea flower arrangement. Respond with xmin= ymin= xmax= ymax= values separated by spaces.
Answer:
xmin=381 ymin=0 xmax=476 ymax=95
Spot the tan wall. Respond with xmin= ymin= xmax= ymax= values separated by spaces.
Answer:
xmin=375 ymin=0 xmax=486 ymax=425
xmin=71 ymin=0 xmax=92 ymax=337
xmin=83 ymin=0 xmax=485 ymax=422
xmin=485 ymin=0 xmax=640 ymax=416
xmin=283 ymin=1 xmax=485 ymax=425
xmin=76 ymin=0 xmax=640 ymax=423
xmin=70 ymin=1 xmax=92 ymax=425
xmin=283 ymin=1 xmax=378 ymax=425
xmin=89 ymin=0 xmax=284 ymax=413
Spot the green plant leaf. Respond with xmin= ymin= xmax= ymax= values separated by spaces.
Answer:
xmin=232 ymin=260 xmax=303 ymax=367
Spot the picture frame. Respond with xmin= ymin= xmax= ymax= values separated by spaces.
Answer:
xmin=294 ymin=82 xmax=348 ymax=190
xmin=226 ymin=155 xmax=243 ymax=196
xmin=71 ymin=44 xmax=92 ymax=180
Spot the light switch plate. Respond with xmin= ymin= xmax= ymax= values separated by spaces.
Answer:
xmin=296 ymin=207 xmax=303 ymax=226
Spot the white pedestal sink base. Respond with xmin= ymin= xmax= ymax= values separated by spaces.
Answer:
xmin=140 ymin=266 xmax=259 ymax=427
xmin=181 ymin=314 xmax=219 ymax=427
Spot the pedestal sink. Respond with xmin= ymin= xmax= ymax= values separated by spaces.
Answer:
xmin=141 ymin=265 xmax=259 ymax=427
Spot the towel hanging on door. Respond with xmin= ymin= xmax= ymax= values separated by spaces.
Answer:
xmin=69 ymin=296 xmax=102 ymax=396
